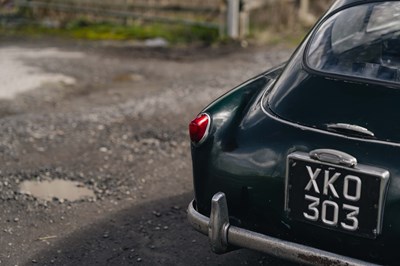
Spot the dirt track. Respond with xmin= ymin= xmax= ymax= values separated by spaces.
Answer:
xmin=0 ymin=37 xmax=294 ymax=265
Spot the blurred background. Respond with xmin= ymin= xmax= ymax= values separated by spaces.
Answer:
xmin=1 ymin=0 xmax=332 ymax=45
xmin=0 ymin=1 xmax=334 ymax=265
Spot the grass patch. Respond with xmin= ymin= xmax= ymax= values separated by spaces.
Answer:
xmin=248 ymin=26 xmax=310 ymax=48
xmin=0 ymin=19 xmax=220 ymax=44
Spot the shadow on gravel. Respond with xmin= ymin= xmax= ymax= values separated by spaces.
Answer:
xmin=31 ymin=193 xmax=293 ymax=266
xmin=98 ymin=45 xmax=244 ymax=62
xmin=0 ymin=37 xmax=245 ymax=62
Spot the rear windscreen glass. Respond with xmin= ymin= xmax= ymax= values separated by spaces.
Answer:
xmin=306 ymin=2 xmax=400 ymax=84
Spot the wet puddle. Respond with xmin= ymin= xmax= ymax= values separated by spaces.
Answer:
xmin=19 ymin=179 xmax=95 ymax=202
xmin=0 ymin=47 xmax=81 ymax=99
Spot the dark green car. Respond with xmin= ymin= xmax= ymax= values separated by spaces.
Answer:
xmin=187 ymin=1 xmax=400 ymax=265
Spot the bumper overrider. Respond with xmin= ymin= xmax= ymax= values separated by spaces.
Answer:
xmin=187 ymin=192 xmax=379 ymax=266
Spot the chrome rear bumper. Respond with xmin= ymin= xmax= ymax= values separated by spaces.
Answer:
xmin=187 ymin=192 xmax=379 ymax=266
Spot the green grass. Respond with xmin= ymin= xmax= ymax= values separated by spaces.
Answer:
xmin=0 ymin=19 xmax=220 ymax=44
xmin=249 ymin=26 xmax=310 ymax=48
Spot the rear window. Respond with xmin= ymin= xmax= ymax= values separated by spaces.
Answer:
xmin=306 ymin=2 xmax=400 ymax=84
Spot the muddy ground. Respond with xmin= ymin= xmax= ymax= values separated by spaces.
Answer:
xmin=0 ymin=37 xmax=294 ymax=265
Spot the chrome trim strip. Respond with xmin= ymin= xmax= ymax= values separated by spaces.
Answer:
xmin=327 ymin=123 xmax=375 ymax=138
xmin=284 ymin=155 xmax=291 ymax=213
xmin=260 ymin=81 xmax=400 ymax=148
xmin=378 ymin=170 xmax=390 ymax=236
xmin=209 ymin=193 xmax=230 ymax=254
xmin=199 ymin=113 xmax=211 ymax=145
xmin=309 ymin=149 xmax=357 ymax=168
xmin=188 ymin=195 xmax=380 ymax=266
xmin=187 ymin=200 xmax=209 ymax=233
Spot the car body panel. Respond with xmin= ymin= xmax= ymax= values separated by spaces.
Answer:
xmin=190 ymin=0 xmax=400 ymax=264
xmin=192 ymin=75 xmax=400 ymax=262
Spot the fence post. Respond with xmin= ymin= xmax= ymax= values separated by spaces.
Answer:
xmin=239 ymin=7 xmax=249 ymax=38
xmin=298 ymin=0 xmax=316 ymax=26
xmin=219 ymin=0 xmax=226 ymax=38
xmin=299 ymin=0 xmax=309 ymax=16
xmin=227 ymin=0 xmax=239 ymax=39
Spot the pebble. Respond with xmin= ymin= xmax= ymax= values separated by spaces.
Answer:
xmin=152 ymin=211 xmax=161 ymax=217
xmin=0 ymin=44 xmax=293 ymax=262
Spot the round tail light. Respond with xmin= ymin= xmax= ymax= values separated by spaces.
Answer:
xmin=189 ymin=113 xmax=210 ymax=145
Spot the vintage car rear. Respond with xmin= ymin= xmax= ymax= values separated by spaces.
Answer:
xmin=188 ymin=1 xmax=400 ymax=265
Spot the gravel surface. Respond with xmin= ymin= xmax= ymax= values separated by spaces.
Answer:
xmin=0 ymin=37 xmax=294 ymax=265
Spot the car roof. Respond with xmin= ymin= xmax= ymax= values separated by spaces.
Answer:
xmin=331 ymin=0 xmax=398 ymax=10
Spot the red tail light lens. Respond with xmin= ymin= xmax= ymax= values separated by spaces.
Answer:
xmin=189 ymin=113 xmax=210 ymax=144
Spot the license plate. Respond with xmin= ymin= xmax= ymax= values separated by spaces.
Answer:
xmin=285 ymin=152 xmax=390 ymax=239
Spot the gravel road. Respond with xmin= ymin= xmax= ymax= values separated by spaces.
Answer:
xmin=0 ymin=37 xmax=294 ymax=265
